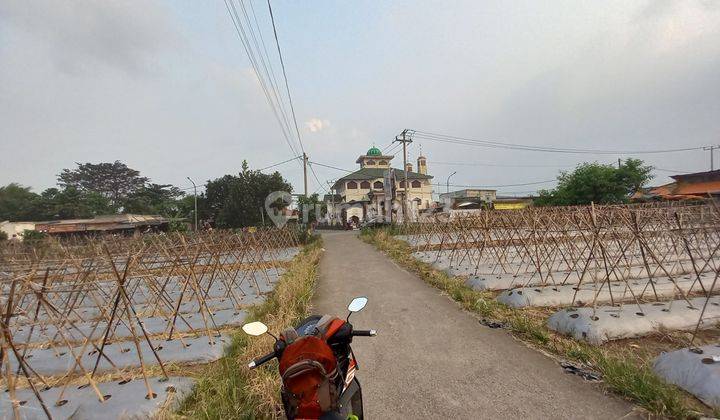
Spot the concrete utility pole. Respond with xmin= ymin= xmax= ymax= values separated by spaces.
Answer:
xmin=186 ymin=177 xmax=198 ymax=231
xmin=447 ymin=171 xmax=457 ymax=193
xmin=703 ymin=146 xmax=720 ymax=171
xmin=394 ymin=129 xmax=413 ymax=223
xmin=303 ymin=153 xmax=309 ymax=197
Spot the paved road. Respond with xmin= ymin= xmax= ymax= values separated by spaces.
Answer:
xmin=314 ymin=231 xmax=637 ymax=419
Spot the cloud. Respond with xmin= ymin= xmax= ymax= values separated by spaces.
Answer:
xmin=305 ymin=118 xmax=330 ymax=133
xmin=0 ymin=0 xmax=180 ymax=76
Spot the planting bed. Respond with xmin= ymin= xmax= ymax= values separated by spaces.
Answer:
xmin=396 ymin=202 xmax=720 ymax=409
xmin=0 ymin=228 xmax=300 ymax=419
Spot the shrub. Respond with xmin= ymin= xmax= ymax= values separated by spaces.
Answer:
xmin=21 ymin=229 xmax=47 ymax=241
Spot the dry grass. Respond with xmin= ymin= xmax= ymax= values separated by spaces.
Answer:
xmin=361 ymin=228 xmax=712 ymax=419
xmin=174 ymin=237 xmax=323 ymax=419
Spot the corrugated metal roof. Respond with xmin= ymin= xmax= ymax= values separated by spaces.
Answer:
xmin=34 ymin=214 xmax=168 ymax=233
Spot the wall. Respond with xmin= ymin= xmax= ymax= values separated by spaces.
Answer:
xmin=0 ymin=221 xmax=37 ymax=241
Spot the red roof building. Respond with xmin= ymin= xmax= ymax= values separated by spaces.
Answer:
xmin=632 ymin=170 xmax=720 ymax=201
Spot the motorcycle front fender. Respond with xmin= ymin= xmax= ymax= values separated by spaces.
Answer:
xmin=338 ymin=377 xmax=363 ymax=419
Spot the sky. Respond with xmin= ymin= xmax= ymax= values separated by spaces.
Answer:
xmin=1 ymin=0 xmax=719 ymax=198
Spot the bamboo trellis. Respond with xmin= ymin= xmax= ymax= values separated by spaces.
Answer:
xmin=0 ymin=227 xmax=300 ymax=418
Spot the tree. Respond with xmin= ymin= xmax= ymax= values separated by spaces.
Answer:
xmin=535 ymin=160 xmax=654 ymax=206
xmin=616 ymin=158 xmax=653 ymax=196
xmin=29 ymin=187 xmax=116 ymax=220
xmin=0 ymin=183 xmax=40 ymax=221
xmin=122 ymin=183 xmax=184 ymax=216
xmin=205 ymin=161 xmax=293 ymax=228
xmin=297 ymin=193 xmax=325 ymax=224
xmin=58 ymin=161 xmax=148 ymax=207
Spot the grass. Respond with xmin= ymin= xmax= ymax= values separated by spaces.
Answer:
xmin=361 ymin=228 xmax=708 ymax=419
xmin=175 ymin=237 xmax=323 ymax=419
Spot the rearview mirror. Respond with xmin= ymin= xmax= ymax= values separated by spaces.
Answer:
xmin=347 ymin=297 xmax=368 ymax=313
xmin=242 ymin=321 xmax=268 ymax=336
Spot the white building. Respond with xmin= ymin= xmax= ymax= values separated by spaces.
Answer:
xmin=325 ymin=146 xmax=434 ymax=225
xmin=0 ymin=221 xmax=37 ymax=241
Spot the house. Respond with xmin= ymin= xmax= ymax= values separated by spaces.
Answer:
xmin=437 ymin=190 xmax=533 ymax=211
xmin=325 ymin=146 xmax=434 ymax=225
xmin=0 ymin=221 xmax=37 ymax=241
xmin=493 ymin=196 xmax=534 ymax=210
xmin=34 ymin=214 xmax=169 ymax=235
xmin=439 ymin=189 xmax=497 ymax=209
xmin=632 ymin=170 xmax=720 ymax=201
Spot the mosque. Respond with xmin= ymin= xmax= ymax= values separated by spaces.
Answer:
xmin=324 ymin=146 xmax=434 ymax=225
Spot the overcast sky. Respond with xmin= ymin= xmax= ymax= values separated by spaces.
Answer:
xmin=1 ymin=0 xmax=719 ymax=197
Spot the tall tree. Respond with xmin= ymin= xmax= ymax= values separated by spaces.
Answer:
xmin=536 ymin=160 xmax=654 ymax=206
xmin=30 ymin=187 xmax=115 ymax=220
xmin=205 ymin=161 xmax=292 ymax=228
xmin=0 ymin=183 xmax=40 ymax=221
xmin=122 ymin=183 xmax=184 ymax=216
xmin=58 ymin=161 xmax=148 ymax=206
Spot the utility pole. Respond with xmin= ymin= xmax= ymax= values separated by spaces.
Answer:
xmin=703 ymin=146 xmax=720 ymax=171
xmin=186 ymin=177 xmax=198 ymax=232
xmin=447 ymin=171 xmax=457 ymax=193
xmin=303 ymin=152 xmax=309 ymax=197
xmin=394 ymin=129 xmax=413 ymax=223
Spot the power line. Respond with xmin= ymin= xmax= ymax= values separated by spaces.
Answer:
xmin=432 ymin=179 xmax=556 ymax=188
xmin=222 ymin=0 xmax=300 ymax=158
xmin=306 ymin=161 xmax=329 ymax=194
xmin=267 ymin=0 xmax=305 ymax=156
xmin=382 ymin=140 xmax=400 ymax=154
xmin=412 ymin=130 xmax=706 ymax=155
xmin=654 ymin=167 xmax=692 ymax=174
xmin=432 ymin=161 xmax=576 ymax=168
xmin=237 ymin=0 xmax=295 ymax=145
xmin=308 ymin=161 xmax=354 ymax=173
xmin=258 ymin=155 xmax=302 ymax=172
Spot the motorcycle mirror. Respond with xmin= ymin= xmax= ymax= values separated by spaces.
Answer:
xmin=242 ymin=321 xmax=268 ymax=336
xmin=347 ymin=296 xmax=368 ymax=313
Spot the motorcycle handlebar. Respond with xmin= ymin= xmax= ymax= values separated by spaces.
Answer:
xmin=248 ymin=328 xmax=376 ymax=368
xmin=248 ymin=351 xmax=276 ymax=369
xmin=351 ymin=329 xmax=377 ymax=337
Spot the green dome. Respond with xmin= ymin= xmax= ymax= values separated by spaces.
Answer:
xmin=367 ymin=146 xmax=382 ymax=156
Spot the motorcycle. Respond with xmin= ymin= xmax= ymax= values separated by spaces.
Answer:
xmin=242 ymin=296 xmax=376 ymax=420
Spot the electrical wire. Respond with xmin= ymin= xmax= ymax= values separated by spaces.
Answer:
xmin=413 ymin=130 xmax=705 ymax=155
xmin=431 ymin=179 xmax=556 ymax=188
xmin=654 ymin=167 xmax=692 ymax=174
xmin=308 ymin=161 xmax=354 ymax=173
xmin=238 ymin=0 xmax=295 ymax=143
xmin=432 ymin=161 xmax=576 ymax=168
xmin=258 ymin=155 xmax=302 ymax=171
xmin=267 ymin=0 xmax=306 ymax=156
xmin=223 ymin=0 xmax=300 ymax=159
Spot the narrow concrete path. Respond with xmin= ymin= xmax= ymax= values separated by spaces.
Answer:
xmin=314 ymin=231 xmax=636 ymax=419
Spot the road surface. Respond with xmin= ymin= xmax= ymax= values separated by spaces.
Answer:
xmin=314 ymin=231 xmax=636 ymax=419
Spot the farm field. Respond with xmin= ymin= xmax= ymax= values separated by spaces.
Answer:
xmin=0 ymin=228 xmax=300 ymax=419
xmin=392 ymin=201 xmax=720 ymax=411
